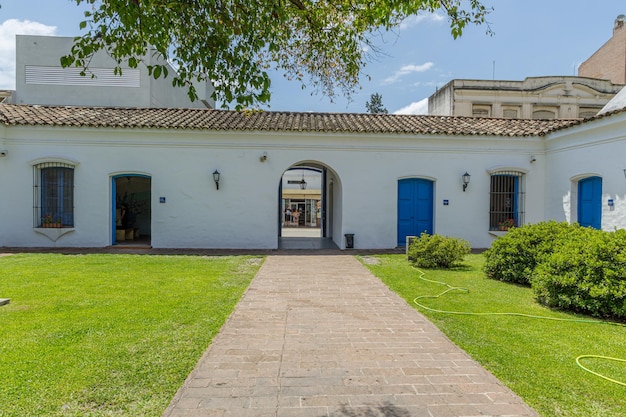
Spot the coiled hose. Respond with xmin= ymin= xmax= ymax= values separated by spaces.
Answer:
xmin=410 ymin=266 xmax=626 ymax=387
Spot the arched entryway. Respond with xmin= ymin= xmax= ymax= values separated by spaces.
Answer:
xmin=278 ymin=162 xmax=341 ymax=249
xmin=112 ymin=174 xmax=152 ymax=246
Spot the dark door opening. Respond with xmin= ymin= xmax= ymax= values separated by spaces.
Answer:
xmin=112 ymin=175 xmax=151 ymax=246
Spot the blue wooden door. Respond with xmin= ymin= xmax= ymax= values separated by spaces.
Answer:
xmin=578 ymin=176 xmax=602 ymax=229
xmin=398 ymin=178 xmax=434 ymax=246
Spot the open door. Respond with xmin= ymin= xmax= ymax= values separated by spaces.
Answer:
xmin=112 ymin=174 xmax=151 ymax=246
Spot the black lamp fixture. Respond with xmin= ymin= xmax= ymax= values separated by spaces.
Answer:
xmin=623 ymin=169 xmax=626 ymax=180
xmin=299 ymin=171 xmax=307 ymax=190
xmin=462 ymin=172 xmax=471 ymax=192
xmin=212 ymin=169 xmax=221 ymax=190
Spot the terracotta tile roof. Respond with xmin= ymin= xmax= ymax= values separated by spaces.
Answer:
xmin=0 ymin=104 xmax=581 ymax=137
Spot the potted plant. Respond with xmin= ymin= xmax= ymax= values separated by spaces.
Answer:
xmin=498 ymin=218 xmax=516 ymax=231
xmin=41 ymin=214 xmax=62 ymax=228
xmin=41 ymin=213 xmax=53 ymax=228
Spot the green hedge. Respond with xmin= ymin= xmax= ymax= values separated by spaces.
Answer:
xmin=484 ymin=221 xmax=626 ymax=320
xmin=533 ymin=228 xmax=626 ymax=319
xmin=407 ymin=232 xmax=470 ymax=268
xmin=483 ymin=221 xmax=576 ymax=285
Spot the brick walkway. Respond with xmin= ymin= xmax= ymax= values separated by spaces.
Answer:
xmin=163 ymin=255 xmax=538 ymax=417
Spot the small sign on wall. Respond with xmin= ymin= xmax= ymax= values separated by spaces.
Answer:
xmin=443 ymin=199 xmax=449 ymax=206
xmin=160 ymin=197 xmax=166 ymax=204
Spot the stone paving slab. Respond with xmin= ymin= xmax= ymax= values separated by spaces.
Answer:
xmin=163 ymin=255 xmax=538 ymax=417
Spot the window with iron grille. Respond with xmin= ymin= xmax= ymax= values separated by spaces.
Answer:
xmin=489 ymin=171 xmax=525 ymax=230
xmin=33 ymin=162 xmax=74 ymax=228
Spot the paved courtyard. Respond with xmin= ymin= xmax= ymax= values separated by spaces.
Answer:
xmin=163 ymin=255 xmax=538 ymax=417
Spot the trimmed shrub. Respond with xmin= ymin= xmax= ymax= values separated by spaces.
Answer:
xmin=407 ymin=232 xmax=470 ymax=268
xmin=532 ymin=228 xmax=626 ymax=319
xmin=483 ymin=221 xmax=575 ymax=285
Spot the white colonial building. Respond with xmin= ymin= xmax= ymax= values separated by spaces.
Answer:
xmin=1 ymin=36 xmax=626 ymax=251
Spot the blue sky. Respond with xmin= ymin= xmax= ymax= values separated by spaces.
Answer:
xmin=1 ymin=1 xmax=625 ymax=114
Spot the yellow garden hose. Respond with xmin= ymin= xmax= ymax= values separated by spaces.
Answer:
xmin=410 ymin=266 xmax=626 ymax=386
xmin=575 ymin=355 xmax=626 ymax=387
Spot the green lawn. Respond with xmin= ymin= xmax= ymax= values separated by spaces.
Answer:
xmin=0 ymin=253 xmax=263 ymax=417
xmin=361 ymin=254 xmax=626 ymax=417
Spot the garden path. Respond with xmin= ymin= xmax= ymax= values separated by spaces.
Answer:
xmin=163 ymin=255 xmax=538 ymax=417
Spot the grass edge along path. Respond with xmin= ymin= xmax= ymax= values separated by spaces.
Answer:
xmin=0 ymin=253 xmax=263 ymax=417
xmin=360 ymin=254 xmax=626 ymax=417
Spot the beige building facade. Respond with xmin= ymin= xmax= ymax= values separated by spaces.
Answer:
xmin=428 ymin=76 xmax=623 ymax=119
xmin=578 ymin=15 xmax=626 ymax=84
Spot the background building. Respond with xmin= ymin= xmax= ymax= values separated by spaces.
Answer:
xmin=578 ymin=15 xmax=626 ymax=84
xmin=428 ymin=76 xmax=623 ymax=119
xmin=281 ymin=169 xmax=322 ymax=228
xmin=9 ymin=35 xmax=215 ymax=109
xmin=428 ymin=15 xmax=626 ymax=120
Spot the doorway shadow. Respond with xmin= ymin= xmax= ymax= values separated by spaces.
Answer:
xmin=279 ymin=226 xmax=337 ymax=249
xmin=279 ymin=237 xmax=338 ymax=250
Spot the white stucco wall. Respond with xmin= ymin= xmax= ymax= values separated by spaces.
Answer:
xmin=13 ymin=35 xmax=214 ymax=109
xmin=0 ymin=123 xmax=551 ymax=250
xmin=545 ymin=114 xmax=626 ymax=231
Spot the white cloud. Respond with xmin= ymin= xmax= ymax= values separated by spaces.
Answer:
xmin=0 ymin=19 xmax=57 ymax=89
xmin=382 ymin=62 xmax=434 ymax=84
xmin=393 ymin=98 xmax=429 ymax=115
xmin=399 ymin=13 xmax=445 ymax=31
xmin=411 ymin=80 xmax=444 ymax=88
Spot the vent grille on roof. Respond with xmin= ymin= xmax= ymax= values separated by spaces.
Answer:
xmin=25 ymin=66 xmax=140 ymax=88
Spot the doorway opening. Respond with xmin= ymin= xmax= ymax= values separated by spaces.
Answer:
xmin=278 ymin=163 xmax=340 ymax=250
xmin=112 ymin=174 xmax=151 ymax=247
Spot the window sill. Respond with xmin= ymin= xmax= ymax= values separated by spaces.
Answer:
xmin=34 ymin=227 xmax=75 ymax=242
xmin=489 ymin=230 xmax=508 ymax=237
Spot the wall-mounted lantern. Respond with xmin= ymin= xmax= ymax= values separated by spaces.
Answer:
xmin=213 ymin=169 xmax=221 ymax=190
xmin=462 ymin=172 xmax=471 ymax=192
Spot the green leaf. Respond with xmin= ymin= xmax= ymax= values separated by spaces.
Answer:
xmin=68 ymin=0 xmax=492 ymax=107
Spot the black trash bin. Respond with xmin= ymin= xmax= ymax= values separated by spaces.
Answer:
xmin=345 ymin=233 xmax=354 ymax=249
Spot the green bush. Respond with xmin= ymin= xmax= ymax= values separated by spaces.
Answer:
xmin=483 ymin=221 xmax=575 ymax=285
xmin=407 ymin=232 xmax=470 ymax=268
xmin=532 ymin=228 xmax=626 ymax=319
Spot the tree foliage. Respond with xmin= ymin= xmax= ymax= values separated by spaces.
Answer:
xmin=366 ymin=92 xmax=388 ymax=114
xmin=64 ymin=0 xmax=492 ymax=109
